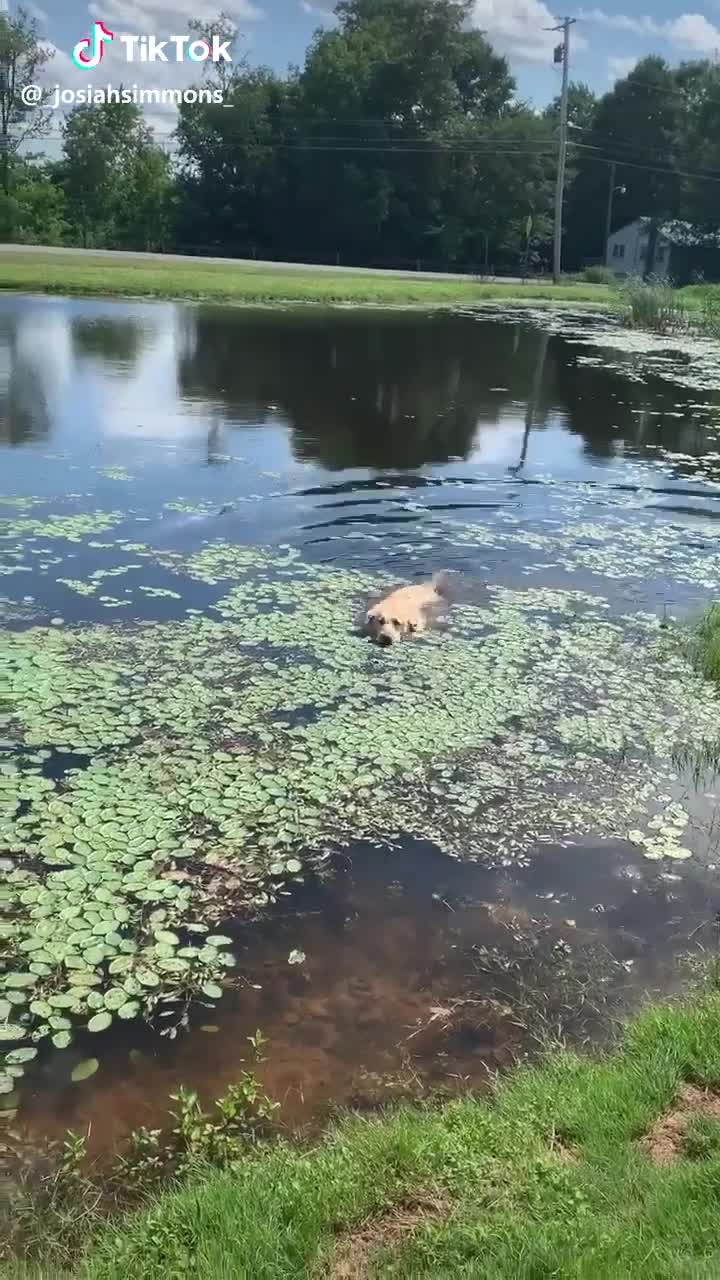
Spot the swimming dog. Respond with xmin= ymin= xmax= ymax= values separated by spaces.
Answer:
xmin=364 ymin=573 xmax=450 ymax=647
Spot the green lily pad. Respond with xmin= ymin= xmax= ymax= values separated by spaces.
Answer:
xmin=5 ymin=1046 xmax=37 ymax=1065
xmin=136 ymin=969 xmax=160 ymax=987
xmin=87 ymin=1011 xmax=112 ymax=1033
xmin=71 ymin=1058 xmax=99 ymax=1083
xmin=201 ymin=982 xmax=223 ymax=1000
xmin=0 ymin=1025 xmax=27 ymax=1042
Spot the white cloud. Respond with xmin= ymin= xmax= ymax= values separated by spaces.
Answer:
xmin=580 ymin=8 xmax=658 ymax=35
xmin=581 ymin=8 xmax=720 ymax=53
xmin=665 ymin=13 xmax=720 ymax=51
xmin=607 ymin=54 xmax=637 ymax=82
xmin=471 ymin=0 xmax=587 ymax=65
xmin=299 ymin=0 xmax=335 ymax=16
xmin=88 ymin=0 xmax=263 ymax=30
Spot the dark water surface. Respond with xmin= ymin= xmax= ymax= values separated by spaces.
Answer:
xmin=3 ymin=295 xmax=720 ymax=1153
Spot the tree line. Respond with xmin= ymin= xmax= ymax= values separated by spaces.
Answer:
xmin=2 ymin=0 xmax=720 ymax=272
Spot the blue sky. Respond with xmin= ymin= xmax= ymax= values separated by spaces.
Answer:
xmin=33 ymin=0 xmax=720 ymax=131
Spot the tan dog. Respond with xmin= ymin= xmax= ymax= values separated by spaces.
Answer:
xmin=365 ymin=574 xmax=449 ymax=647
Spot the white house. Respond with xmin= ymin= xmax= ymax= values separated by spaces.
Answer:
xmin=605 ymin=218 xmax=672 ymax=278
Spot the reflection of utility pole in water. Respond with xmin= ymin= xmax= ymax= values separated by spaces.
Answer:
xmin=509 ymin=329 xmax=549 ymax=475
xmin=206 ymin=418 xmax=225 ymax=466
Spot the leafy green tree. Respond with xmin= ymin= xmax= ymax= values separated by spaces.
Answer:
xmin=176 ymin=65 xmax=296 ymax=255
xmin=673 ymin=60 xmax=720 ymax=234
xmin=114 ymin=145 xmax=174 ymax=251
xmin=0 ymin=7 xmax=54 ymax=194
xmin=564 ymin=58 xmax=682 ymax=269
xmin=176 ymin=0 xmax=529 ymax=267
xmin=0 ymin=156 xmax=67 ymax=243
xmin=60 ymin=101 xmax=173 ymax=250
xmin=293 ymin=0 xmax=515 ymax=263
xmin=544 ymin=82 xmax=597 ymax=133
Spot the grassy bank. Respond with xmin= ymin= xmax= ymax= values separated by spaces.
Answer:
xmin=0 ymin=251 xmax=615 ymax=307
xmin=12 ymin=991 xmax=720 ymax=1279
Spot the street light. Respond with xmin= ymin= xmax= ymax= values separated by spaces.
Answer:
xmin=605 ymin=161 xmax=627 ymax=263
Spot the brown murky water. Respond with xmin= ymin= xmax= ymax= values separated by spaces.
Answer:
xmin=19 ymin=836 xmax=716 ymax=1156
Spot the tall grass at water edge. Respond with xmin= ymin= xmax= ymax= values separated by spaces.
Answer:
xmin=693 ymin=605 xmax=720 ymax=687
xmin=621 ymin=276 xmax=690 ymax=335
xmin=622 ymin=275 xmax=720 ymax=336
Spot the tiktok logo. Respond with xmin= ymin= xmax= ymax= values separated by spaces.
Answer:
xmin=72 ymin=21 xmax=114 ymax=69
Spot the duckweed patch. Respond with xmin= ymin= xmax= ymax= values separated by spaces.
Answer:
xmin=2 ymin=542 xmax=718 ymax=1080
xmin=0 ymin=512 xmax=126 ymax=543
xmin=448 ymin=513 xmax=720 ymax=594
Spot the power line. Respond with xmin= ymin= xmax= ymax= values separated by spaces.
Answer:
xmin=600 ymin=69 xmax=720 ymax=113
xmin=572 ymin=141 xmax=720 ymax=183
xmin=31 ymin=134 xmax=720 ymax=182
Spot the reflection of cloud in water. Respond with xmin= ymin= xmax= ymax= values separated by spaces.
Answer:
xmin=87 ymin=318 xmax=219 ymax=446
xmin=0 ymin=304 xmax=72 ymax=445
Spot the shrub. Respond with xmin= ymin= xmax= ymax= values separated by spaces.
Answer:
xmin=583 ymin=265 xmax=616 ymax=286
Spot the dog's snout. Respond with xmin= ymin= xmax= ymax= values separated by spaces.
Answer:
xmin=378 ymin=633 xmax=392 ymax=647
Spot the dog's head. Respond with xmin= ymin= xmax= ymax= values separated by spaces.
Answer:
xmin=365 ymin=610 xmax=412 ymax=647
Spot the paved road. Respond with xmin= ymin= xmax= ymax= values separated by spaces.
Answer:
xmin=0 ymin=241 xmax=532 ymax=286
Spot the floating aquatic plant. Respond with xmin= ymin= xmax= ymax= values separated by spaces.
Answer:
xmin=2 ymin=537 xmax=717 ymax=1073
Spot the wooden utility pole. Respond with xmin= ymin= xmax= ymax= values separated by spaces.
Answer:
xmin=550 ymin=16 xmax=575 ymax=284
xmin=604 ymin=160 xmax=616 ymax=263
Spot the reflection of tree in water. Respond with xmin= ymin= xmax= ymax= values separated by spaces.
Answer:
xmin=177 ymin=311 xmax=557 ymax=471
xmin=70 ymin=317 xmax=148 ymax=369
xmin=554 ymin=350 xmax=720 ymax=482
xmin=0 ymin=313 xmax=51 ymax=447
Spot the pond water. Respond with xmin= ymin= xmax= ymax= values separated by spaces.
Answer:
xmin=2 ymin=295 xmax=720 ymax=1157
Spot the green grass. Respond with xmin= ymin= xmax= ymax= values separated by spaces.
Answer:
xmin=694 ymin=605 xmax=720 ymax=685
xmin=621 ymin=277 xmax=690 ymax=334
xmin=0 ymin=251 xmax=616 ymax=307
xmin=14 ymin=992 xmax=720 ymax=1279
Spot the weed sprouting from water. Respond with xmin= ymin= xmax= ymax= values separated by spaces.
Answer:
xmin=673 ymin=606 xmax=720 ymax=785
xmin=1 ymin=1034 xmax=277 ymax=1270
xmin=620 ymin=277 xmax=689 ymax=335
xmin=694 ymin=604 xmax=720 ymax=686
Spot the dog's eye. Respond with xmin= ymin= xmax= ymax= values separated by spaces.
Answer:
xmin=392 ymin=619 xmax=400 ymax=628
